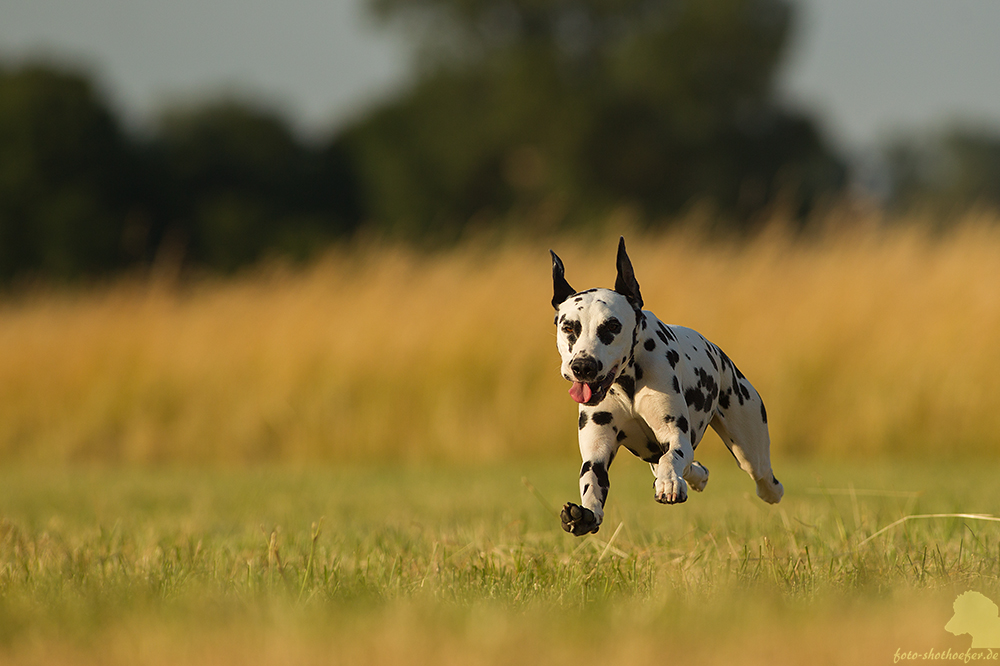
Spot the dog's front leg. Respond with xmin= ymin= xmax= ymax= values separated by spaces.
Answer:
xmin=633 ymin=390 xmax=695 ymax=504
xmin=652 ymin=433 xmax=694 ymax=504
xmin=561 ymin=411 xmax=617 ymax=536
xmin=647 ymin=413 xmax=695 ymax=505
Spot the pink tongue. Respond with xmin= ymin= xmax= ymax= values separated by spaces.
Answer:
xmin=569 ymin=382 xmax=592 ymax=404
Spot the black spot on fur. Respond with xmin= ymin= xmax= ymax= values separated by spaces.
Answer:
xmin=615 ymin=374 xmax=635 ymax=401
xmin=677 ymin=416 xmax=689 ymax=433
xmin=644 ymin=338 xmax=656 ymax=352
xmin=593 ymin=462 xmax=610 ymax=490
xmin=596 ymin=317 xmax=622 ymax=345
xmin=685 ymin=388 xmax=706 ymax=411
xmin=616 ymin=429 xmax=628 ymax=442
xmin=593 ymin=462 xmax=610 ymax=509
xmin=685 ymin=354 xmax=691 ymax=360
xmin=665 ymin=349 xmax=680 ymax=368
xmin=563 ymin=319 xmax=582 ymax=352
xmin=772 ymin=476 xmax=779 ymax=485
xmin=578 ymin=412 xmax=588 ymax=430
xmin=740 ymin=383 xmax=751 ymax=400
xmin=707 ymin=352 xmax=718 ymax=371
xmin=656 ymin=330 xmax=669 ymax=345
xmin=674 ymin=449 xmax=684 ymax=458
xmin=657 ymin=321 xmax=675 ymax=341
xmin=718 ymin=390 xmax=730 ymax=410
xmin=760 ymin=402 xmax=768 ymax=423
xmin=664 ymin=415 xmax=675 ymax=425
xmin=592 ymin=411 xmax=613 ymax=426
xmin=580 ymin=461 xmax=592 ymax=477
xmin=687 ymin=367 xmax=720 ymax=413
xmin=634 ymin=363 xmax=643 ymax=381
xmin=672 ymin=376 xmax=680 ymax=393
xmin=718 ymin=348 xmax=743 ymax=379
xmin=583 ymin=483 xmax=590 ymax=495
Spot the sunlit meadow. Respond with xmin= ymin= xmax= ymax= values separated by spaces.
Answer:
xmin=1 ymin=211 xmax=1000 ymax=664
xmin=1 ymin=212 xmax=1000 ymax=464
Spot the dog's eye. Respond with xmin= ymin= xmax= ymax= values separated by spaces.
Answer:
xmin=596 ymin=317 xmax=622 ymax=345
xmin=561 ymin=320 xmax=581 ymax=338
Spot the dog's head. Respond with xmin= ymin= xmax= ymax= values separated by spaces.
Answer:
xmin=550 ymin=237 xmax=643 ymax=406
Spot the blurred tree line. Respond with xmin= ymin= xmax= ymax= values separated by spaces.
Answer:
xmin=346 ymin=0 xmax=846 ymax=238
xmin=1 ymin=0 xmax=999 ymax=280
xmin=883 ymin=127 xmax=1000 ymax=216
xmin=0 ymin=64 xmax=360 ymax=280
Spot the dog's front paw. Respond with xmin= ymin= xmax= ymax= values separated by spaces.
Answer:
xmin=654 ymin=476 xmax=688 ymax=504
xmin=560 ymin=502 xmax=600 ymax=536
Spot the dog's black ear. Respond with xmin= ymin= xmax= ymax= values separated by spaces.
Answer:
xmin=550 ymin=250 xmax=575 ymax=309
xmin=614 ymin=236 xmax=643 ymax=310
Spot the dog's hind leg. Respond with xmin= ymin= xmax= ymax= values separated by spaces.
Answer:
xmin=710 ymin=403 xmax=783 ymax=504
xmin=684 ymin=461 xmax=709 ymax=492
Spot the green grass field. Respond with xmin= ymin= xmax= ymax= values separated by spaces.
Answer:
xmin=2 ymin=457 xmax=997 ymax=665
xmin=2 ymin=221 xmax=1000 ymax=664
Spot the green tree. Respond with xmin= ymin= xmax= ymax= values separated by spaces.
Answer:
xmin=0 ymin=64 xmax=134 ymax=278
xmin=0 ymin=63 xmax=366 ymax=281
xmin=341 ymin=0 xmax=845 ymax=238
xmin=886 ymin=127 xmax=1000 ymax=214
xmin=151 ymin=100 xmax=362 ymax=270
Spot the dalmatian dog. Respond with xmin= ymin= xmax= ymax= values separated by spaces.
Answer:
xmin=551 ymin=237 xmax=783 ymax=536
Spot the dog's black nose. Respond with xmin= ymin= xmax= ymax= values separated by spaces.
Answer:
xmin=570 ymin=356 xmax=600 ymax=382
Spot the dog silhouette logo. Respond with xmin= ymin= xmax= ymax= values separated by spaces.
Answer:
xmin=945 ymin=591 xmax=1000 ymax=648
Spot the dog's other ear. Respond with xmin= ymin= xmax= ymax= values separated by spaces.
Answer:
xmin=614 ymin=236 xmax=643 ymax=310
xmin=550 ymin=250 xmax=575 ymax=309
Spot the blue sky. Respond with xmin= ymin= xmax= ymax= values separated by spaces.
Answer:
xmin=3 ymin=0 xmax=1000 ymax=154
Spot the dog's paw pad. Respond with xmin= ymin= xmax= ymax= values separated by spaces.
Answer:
xmin=560 ymin=502 xmax=600 ymax=536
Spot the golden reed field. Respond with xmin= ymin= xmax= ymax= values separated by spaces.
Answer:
xmin=2 ymin=210 xmax=1000 ymax=465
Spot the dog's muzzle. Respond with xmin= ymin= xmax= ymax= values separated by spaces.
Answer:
xmin=568 ymin=363 xmax=618 ymax=406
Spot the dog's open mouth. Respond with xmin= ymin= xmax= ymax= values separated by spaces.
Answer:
xmin=568 ymin=364 xmax=618 ymax=406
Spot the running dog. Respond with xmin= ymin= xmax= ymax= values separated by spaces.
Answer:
xmin=551 ymin=237 xmax=783 ymax=535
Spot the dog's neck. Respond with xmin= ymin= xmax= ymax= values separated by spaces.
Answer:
xmin=626 ymin=309 xmax=644 ymax=368
xmin=610 ymin=309 xmax=645 ymax=405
